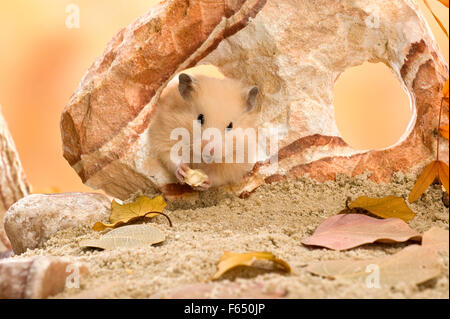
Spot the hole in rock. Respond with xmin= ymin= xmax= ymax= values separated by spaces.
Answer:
xmin=179 ymin=64 xmax=224 ymax=78
xmin=333 ymin=62 xmax=413 ymax=150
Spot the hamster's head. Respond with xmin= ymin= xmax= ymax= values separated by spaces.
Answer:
xmin=178 ymin=73 xmax=260 ymax=164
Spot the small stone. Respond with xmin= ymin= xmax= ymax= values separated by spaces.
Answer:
xmin=4 ymin=193 xmax=111 ymax=254
xmin=0 ymin=256 xmax=88 ymax=299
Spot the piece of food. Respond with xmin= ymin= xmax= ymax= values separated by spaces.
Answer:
xmin=184 ymin=168 xmax=208 ymax=187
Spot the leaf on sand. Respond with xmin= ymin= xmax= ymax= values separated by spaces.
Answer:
xmin=409 ymin=161 xmax=439 ymax=203
xmin=306 ymin=227 xmax=449 ymax=287
xmin=80 ymin=224 xmax=166 ymax=250
xmin=301 ymin=214 xmax=421 ymax=251
xmin=437 ymin=161 xmax=449 ymax=194
xmin=408 ymin=160 xmax=448 ymax=203
xmin=212 ymin=252 xmax=291 ymax=280
xmin=440 ymin=125 xmax=449 ymax=139
xmin=347 ymin=196 xmax=415 ymax=222
xmin=306 ymin=245 xmax=441 ymax=286
xmin=422 ymin=227 xmax=449 ymax=254
xmin=93 ymin=195 xmax=167 ymax=231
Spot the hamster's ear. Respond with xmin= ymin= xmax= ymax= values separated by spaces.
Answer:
xmin=246 ymin=86 xmax=259 ymax=112
xmin=178 ymin=73 xmax=195 ymax=99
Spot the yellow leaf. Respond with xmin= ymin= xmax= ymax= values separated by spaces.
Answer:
xmin=408 ymin=161 xmax=439 ymax=203
xmin=437 ymin=161 xmax=449 ymax=193
xmin=424 ymin=0 xmax=449 ymax=38
xmin=443 ymin=79 xmax=449 ymax=98
xmin=212 ymin=252 xmax=291 ymax=280
xmin=348 ymin=196 xmax=416 ymax=222
xmin=440 ymin=125 xmax=449 ymax=139
xmin=437 ymin=0 xmax=449 ymax=8
xmin=93 ymin=195 xmax=167 ymax=231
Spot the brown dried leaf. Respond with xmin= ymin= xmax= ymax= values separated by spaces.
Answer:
xmin=440 ymin=125 xmax=449 ymax=139
xmin=437 ymin=161 xmax=449 ymax=193
xmin=408 ymin=161 xmax=439 ymax=203
xmin=212 ymin=252 xmax=291 ymax=280
xmin=301 ymin=214 xmax=421 ymax=251
xmin=348 ymin=196 xmax=415 ymax=222
xmin=80 ymin=224 xmax=166 ymax=250
xmin=443 ymin=79 xmax=449 ymax=98
xmin=93 ymin=195 xmax=167 ymax=231
xmin=307 ymin=245 xmax=441 ymax=286
xmin=307 ymin=227 xmax=449 ymax=286
xmin=437 ymin=0 xmax=449 ymax=8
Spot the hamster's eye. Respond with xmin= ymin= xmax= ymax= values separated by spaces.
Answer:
xmin=197 ymin=114 xmax=205 ymax=125
xmin=226 ymin=122 xmax=233 ymax=130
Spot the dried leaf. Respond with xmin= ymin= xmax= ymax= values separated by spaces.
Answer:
xmin=437 ymin=161 xmax=449 ymax=193
xmin=184 ymin=168 xmax=208 ymax=187
xmin=424 ymin=0 xmax=449 ymax=37
xmin=307 ymin=245 xmax=441 ymax=286
xmin=422 ymin=227 xmax=449 ymax=254
xmin=301 ymin=214 xmax=421 ymax=251
xmin=440 ymin=125 xmax=449 ymax=139
xmin=93 ymin=195 xmax=167 ymax=231
xmin=443 ymin=79 xmax=449 ymax=98
xmin=437 ymin=0 xmax=449 ymax=8
xmin=408 ymin=161 xmax=439 ymax=203
xmin=80 ymin=224 xmax=165 ymax=250
xmin=348 ymin=196 xmax=415 ymax=222
xmin=306 ymin=227 xmax=449 ymax=287
xmin=212 ymin=252 xmax=291 ymax=280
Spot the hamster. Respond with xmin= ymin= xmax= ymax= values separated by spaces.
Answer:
xmin=149 ymin=73 xmax=261 ymax=191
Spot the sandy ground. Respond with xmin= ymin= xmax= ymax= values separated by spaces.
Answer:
xmin=20 ymin=172 xmax=449 ymax=298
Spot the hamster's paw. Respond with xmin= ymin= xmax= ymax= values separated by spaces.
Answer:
xmin=175 ymin=163 xmax=190 ymax=183
xmin=193 ymin=178 xmax=211 ymax=191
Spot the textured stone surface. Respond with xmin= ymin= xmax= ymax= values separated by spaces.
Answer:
xmin=0 ymin=108 xmax=30 ymax=251
xmin=4 ymin=193 xmax=110 ymax=254
xmin=0 ymin=249 xmax=12 ymax=260
xmin=61 ymin=0 xmax=448 ymax=199
xmin=0 ymin=256 xmax=88 ymax=299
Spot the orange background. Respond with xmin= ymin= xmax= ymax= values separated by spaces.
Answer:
xmin=0 ymin=0 xmax=448 ymax=193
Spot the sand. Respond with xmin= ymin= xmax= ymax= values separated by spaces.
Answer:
xmin=20 ymin=172 xmax=449 ymax=298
